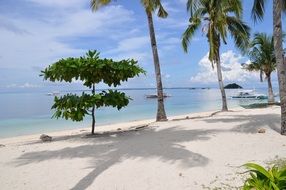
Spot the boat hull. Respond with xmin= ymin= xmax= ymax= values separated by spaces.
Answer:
xmin=231 ymin=95 xmax=267 ymax=100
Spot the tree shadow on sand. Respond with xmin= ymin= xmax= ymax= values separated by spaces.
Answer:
xmin=203 ymin=113 xmax=281 ymax=133
xmin=14 ymin=126 xmax=220 ymax=190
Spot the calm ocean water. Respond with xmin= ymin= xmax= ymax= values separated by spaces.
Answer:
xmin=0 ymin=88 xmax=274 ymax=138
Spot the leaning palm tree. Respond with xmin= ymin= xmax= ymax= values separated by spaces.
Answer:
xmin=90 ymin=0 xmax=168 ymax=121
xmin=244 ymin=33 xmax=276 ymax=104
xmin=251 ymin=0 xmax=286 ymax=135
xmin=183 ymin=0 xmax=250 ymax=111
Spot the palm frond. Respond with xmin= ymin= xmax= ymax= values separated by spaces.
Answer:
xmin=224 ymin=0 xmax=243 ymax=17
xmin=216 ymin=14 xmax=228 ymax=45
xmin=182 ymin=16 xmax=201 ymax=52
xmin=208 ymin=24 xmax=221 ymax=66
xmin=251 ymin=0 xmax=266 ymax=22
xmin=90 ymin=0 xmax=111 ymax=11
xmin=226 ymin=16 xmax=250 ymax=53
xmin=246 ymin=33 xmax=277 ymax=78
xmin=187 ymin=0 xmax=201 ymax=15
xmin=157 ymin=1 xmax=168 ymax=18
xmin=141 ymin=0 xmax=168 ymax=18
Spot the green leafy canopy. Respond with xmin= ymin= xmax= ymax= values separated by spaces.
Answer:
xmin=41 ymin=50 xmax=145 ymax=124
xmin=52 ymin=90 xmax=130 ymax=122
xmin=41 ymin=50 xmax=145 ymax=88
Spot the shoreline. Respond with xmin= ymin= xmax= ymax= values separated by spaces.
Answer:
xmin=0 ymin=107 xmax=236 ymax=145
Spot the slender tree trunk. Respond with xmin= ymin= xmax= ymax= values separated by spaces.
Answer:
xmin=216 ymin=60 xmax=228 ymax=111
xmin=267 ymin=74 xmax=275 ymax=104
xmin=273 ymin=0 xmax=286 ymax=135
xmin=91 ymin=83 xmax=96 ymax=135
xmin=146 ymin=10 xmax=167 ymax=121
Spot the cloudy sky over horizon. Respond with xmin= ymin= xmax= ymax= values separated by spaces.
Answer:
xmin=0 ymin=0 xmax=285 ymax=92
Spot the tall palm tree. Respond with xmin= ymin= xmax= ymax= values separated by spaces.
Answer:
xmin=251 ymin=0 xmax=286 ymax=135
xmin=183 ymin=0 xmax=250 ymax=111
xmin=244 ymin=33 xmax=276 ymax=104
xmin=90 ymin=0 xmax=168 ymax=121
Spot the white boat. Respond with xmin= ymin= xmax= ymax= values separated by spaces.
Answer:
xmin=145 ymin=93 xmax=171 ymax=99
xmin=231 ymin=90 xmax=267 ymax=100
xmin=46 ymin=91 xmax=60 ymax=96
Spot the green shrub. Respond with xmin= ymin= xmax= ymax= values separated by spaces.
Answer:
xmin=243 ymin=163 xmax=286 ymax=190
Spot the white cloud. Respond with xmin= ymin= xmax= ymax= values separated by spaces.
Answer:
xmin=6 ymin=82 xmax=41 ymax=88
xmin=107 ymin=36 xmax=149 ymax=53
xmin=161 ymin=37 xmax=181 ymax=45
xmin=164 ymin=73 xmax=171 ymax=79
xmin=26 ymin=0 xmax=85 ymax=8
xmin=104 ymin=36 xmax=153 ymax=65
xmin=190 ymin=50 xmax=259 ymax=83
xmin=0 ymin=5 xmax=135 ymax=69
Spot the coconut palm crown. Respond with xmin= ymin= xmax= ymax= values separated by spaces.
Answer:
xmin=182 ymin=0 xmax=250 ymax=111
xmin=244 ymin=33 xmax=276 ymax=103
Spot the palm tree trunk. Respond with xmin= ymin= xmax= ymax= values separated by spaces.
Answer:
xmin=273 ymin=0 xmax=286 ymax=135
xmin=146 ymin=10 xmax=167 ymax=121
xmin=216 ymin=60 xmax=228 ymax=111
xmin=266 ymin=75 xmax=275 ymax=104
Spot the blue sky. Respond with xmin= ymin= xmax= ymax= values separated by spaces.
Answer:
xmin=0 ymin=0 xmax=285 ymax=92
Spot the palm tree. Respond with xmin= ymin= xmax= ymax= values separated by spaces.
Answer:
xmin=251 ymin=0 xmax=286 ymax=135
xmin=183 ymin=0 xmax=250 ymax=111
xmin=90 ymin=0 xmax=168 ymax=121
xmin=244 ymin=33 xmax=276 ymax=104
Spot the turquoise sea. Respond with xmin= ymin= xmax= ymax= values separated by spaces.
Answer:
xmin=0 ymin=88 xmax=275 ymax=138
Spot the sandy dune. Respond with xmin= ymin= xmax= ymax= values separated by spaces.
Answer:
xmin=0 ymin=106 xmax=286 ymax=190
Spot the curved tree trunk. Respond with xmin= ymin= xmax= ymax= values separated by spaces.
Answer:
xmin=273 ymin=0 xmax=286 ymax=135
xmin=146 ymin=10 xmax=167 ymax=121
xmin=216 ymin=60 xmax=228 ymax=111
xmin=266 ymin=74 xmax=275 ymax=104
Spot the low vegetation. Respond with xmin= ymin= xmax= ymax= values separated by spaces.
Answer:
xmin=242 ymin=162 xmax=286 ymax=190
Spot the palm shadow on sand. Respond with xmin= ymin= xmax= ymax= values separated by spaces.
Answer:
xmin=203 ymin=113 xmax=281 ymax=133
xmin=14 ymin=126 xmax=218 ymax=190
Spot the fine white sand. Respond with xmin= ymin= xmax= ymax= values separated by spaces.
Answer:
xmin=0 ymin=106 xmax=286 ymax=190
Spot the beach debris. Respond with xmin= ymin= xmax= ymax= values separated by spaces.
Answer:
xmin=129 ymin=124 xmax=149 ymax=131
xmin=117 ymin=128 xmax=122 ymax=131
xmin=40 ymin=134 xmax=52 ymax=142
xmin=179 ymin=173 xmax=183 ymax=177
xmin=0 ymin=144 xmax=5 ymax=148
xmin=134 ymin=124 xmax=149 ymax=131
xmin=258 ymin=128 xmax=266 ymax=133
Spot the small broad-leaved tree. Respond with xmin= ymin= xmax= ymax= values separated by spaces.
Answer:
xmin=41 ymin=50 xmax=145 ymax=134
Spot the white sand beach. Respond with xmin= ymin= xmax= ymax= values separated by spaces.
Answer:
xmin=0 ymin=106 xmax=286 ymax=190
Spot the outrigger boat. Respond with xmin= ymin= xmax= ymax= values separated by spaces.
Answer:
xmin=231 ymin=90 xmax=267 ymax=100
xmin=145 ymin=93 xmax=171 ymax=99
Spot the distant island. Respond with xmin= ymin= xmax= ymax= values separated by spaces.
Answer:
xmin=224 ymin=83 xmax=243 ymax=89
